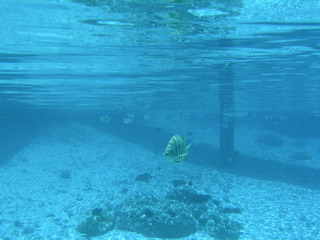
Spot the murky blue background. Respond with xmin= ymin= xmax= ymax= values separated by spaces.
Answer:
xmin=1 ymin=0 xmax=320 ymax=168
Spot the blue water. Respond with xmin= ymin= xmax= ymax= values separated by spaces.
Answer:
xmin=1 ymin=0 xmax=319 ymax=112
xmin=1 ymin=0 xmax=320 ymax=239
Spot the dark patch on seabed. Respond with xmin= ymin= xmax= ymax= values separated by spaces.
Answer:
xmin=86 ymin=119 xmax=320 ymax=190
xmin=0 ymin=107 xmax=64 ymax=165
xmin=191 ymin=146 xmax=320 ymax=190
xmin=0 ymin=111 xmax=41 ymax=165
xmin=2 ymin=108 xmax=319 ymax=190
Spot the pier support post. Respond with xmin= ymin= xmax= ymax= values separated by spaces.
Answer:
xmin=218 ymin=61 xmax=234 ymax=163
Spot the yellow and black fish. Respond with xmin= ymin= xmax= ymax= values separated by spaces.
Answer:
xmin=163 ymin=135 xmax=191 ymax=163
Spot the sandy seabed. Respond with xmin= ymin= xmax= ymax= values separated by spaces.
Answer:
xmin=0 ymin=122 xmax=320 ymax=240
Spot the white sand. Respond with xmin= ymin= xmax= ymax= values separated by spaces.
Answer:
xmin=0 ymin=122 xmax=319 ymax=239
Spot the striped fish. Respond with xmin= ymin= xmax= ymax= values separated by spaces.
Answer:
xmin=163 ymin=135 xmax=192 ymax=163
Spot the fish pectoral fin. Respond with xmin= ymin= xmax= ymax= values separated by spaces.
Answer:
xmin=178 ymin=152 xmax=188 ymax=157
xmin=186 ymin=144 xmax=192 ymax=150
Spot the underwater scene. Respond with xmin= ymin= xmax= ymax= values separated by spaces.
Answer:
xmin=1 ymin=0 xmax=320 ymax=239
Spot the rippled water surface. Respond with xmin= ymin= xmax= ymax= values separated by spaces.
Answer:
xmin=0 ymin=0 xmax=319 ymax=112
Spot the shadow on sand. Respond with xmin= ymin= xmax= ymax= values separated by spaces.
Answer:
xmin=96 ymin=121 xmax=320 ymax=190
